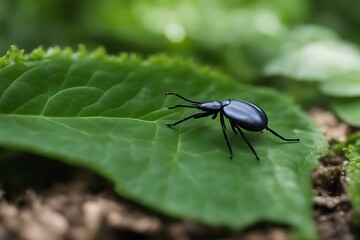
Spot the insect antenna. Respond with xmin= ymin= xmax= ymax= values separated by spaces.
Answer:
xmin=165 ymin=92 xmax=201 ymax=104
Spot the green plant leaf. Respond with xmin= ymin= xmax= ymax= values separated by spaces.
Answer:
xmin=344 ymin=140 xmax=360 ymax=222
xmin=0 ymin=46 xmax=327 ymax=239
xmin=320 ymin=71 xmax=360 ymax=97
xmin=332 ymin=98 xmax=360 ymax=127
xmin=264 ymin=32 xmax=360 ymax=81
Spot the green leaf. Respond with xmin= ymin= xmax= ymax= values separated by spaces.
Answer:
xmin=332 ymin=98 xmax=360 ymax=127
xmin=320 ymin=71 xmax=360 ymax=97
xmin=344 ymin=141 xmax=360 ymax=222
xmin=264 ymin=26 xmax=360 ymax=81
xmin=0 ymin=46 xmax=327 ymax=239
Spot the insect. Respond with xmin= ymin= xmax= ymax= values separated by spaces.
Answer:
xmin=165 ymin=92 xmax=299 ymax=160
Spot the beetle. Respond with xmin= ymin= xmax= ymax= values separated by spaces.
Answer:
xmin=165 ymin=92 xmax=299 ymax=160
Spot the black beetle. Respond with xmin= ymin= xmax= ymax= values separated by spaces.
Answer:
xmin=165 ymin=92 xmax=299 ymax=160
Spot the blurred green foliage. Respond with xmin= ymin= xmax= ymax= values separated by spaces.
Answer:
xmin=1 ymin=0 xmax=359 ymax=83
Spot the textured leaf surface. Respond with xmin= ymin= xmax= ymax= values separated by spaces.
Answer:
xmin=0 ymin=47 xmax=327 ymax=239
xmin=333 ymin=98 xmax=360 ymax=127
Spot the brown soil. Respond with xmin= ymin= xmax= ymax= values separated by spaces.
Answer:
xmin=312 ymin=154 xmax=355 ymax=240
xmin=0 ymin=108 xmax=358 ymax=240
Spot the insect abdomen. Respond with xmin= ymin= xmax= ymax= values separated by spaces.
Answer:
xmin=223 ymin=100 xmax=268 ymax=131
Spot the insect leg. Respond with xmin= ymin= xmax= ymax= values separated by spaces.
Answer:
xmin=234 ymin=124 xmax=260 ymax=161
xmin=220 ymin=112 xmax=233 ymax=159
xmin=165 ymin=92 xmax=201 ymax=104
xmin=229 ymin=120 xmax=237 ymax=135
xmin=166 ymin=112 xmax=211 ymax=127
xmin=265 ymin=127 xmax=299 ymax=142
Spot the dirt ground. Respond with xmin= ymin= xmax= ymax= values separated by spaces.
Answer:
xmin=0 ymin=108 xmax=358 ymax=240
xmin=311 ymin=108 xmax=358 ymax=240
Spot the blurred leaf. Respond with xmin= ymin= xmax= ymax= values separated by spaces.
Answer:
xmin=265 ymin=40 xmax=360 ymax=81
xmin=320 ymin=71 xmax=360 ymax=97
xmin=264 ymin=26 xmax=360 ymax=81
xmin=273 ymin=25 xmax=339 ymax=50
xmin=81 ymin=0 xmax=310 ymax=81
xmin=320 ymin=70 xmax=360 ymax=97
xmin=0 ymin=46 xmax=327 ymax=239
xmin=332 ymin=98 xmax=360 ymax=127
xmin=0 ymin=0 xmax=311 ymax=81
xmin=85 ymin=0 xmax=307 ymax=47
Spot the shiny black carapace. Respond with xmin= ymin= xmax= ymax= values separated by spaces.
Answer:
xmin=165 ymin=92 xmax=299 ymax=160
